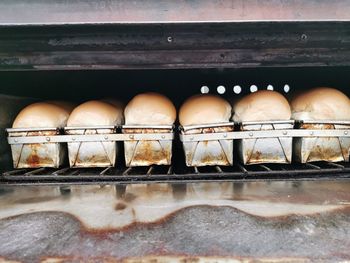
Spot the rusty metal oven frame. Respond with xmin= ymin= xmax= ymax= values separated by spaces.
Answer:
xmin=179 ymin=128 xmax=350 ymax=141
xmin=5 ymin=125 xmax=350 ymax=185
xmin=7 ymin=128 xmax=175 ymax=144
xmin=1 ymin=161 xmax=350 ymax=185
xmin=1 ymin=22 xmax=350 ymax=71
xmin=6 ymin=128 xmax=350 ymax=144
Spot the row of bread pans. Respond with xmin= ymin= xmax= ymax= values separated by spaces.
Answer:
xmin=6 ymin=120 xmax=350 ymax=169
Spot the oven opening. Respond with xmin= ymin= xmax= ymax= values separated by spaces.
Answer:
xmin=1 ymin=66 xmax=350 ymax=184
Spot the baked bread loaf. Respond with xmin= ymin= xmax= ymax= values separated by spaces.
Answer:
xmin=13 ymin=102 xmax=70 ymax=128
xmin=45 ymin=101 xmax=76 ymax=114
xmin=100 ymin=98 xmax=125 ymax=123
xmin=67 ymin=100 xmax=124 ymax=127
xmin=179 ymin=94 xmax=232 ymax=126
xmin=124 ymin=92 xmax=176 ymax=125
xmin=291 ymin=87 xmax=350 ymax=120
xmin=233 ymin=90 xmax=291 ymax=122
xmin=101 ymin=98 xmax=124 ymax=109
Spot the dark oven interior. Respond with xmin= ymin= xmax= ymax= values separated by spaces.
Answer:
xmin=1 ymin=22 xmax=350 ymax=183
xmin=1 ymin=66 xmax=350 ymax=184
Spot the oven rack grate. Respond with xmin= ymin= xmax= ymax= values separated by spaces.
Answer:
xmin=2 ymin=161 xmax=350 ymax=185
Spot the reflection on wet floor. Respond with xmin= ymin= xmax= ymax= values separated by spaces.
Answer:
xmin=0 ymin=179 xmax=348 ymax=207
xmin=1 ymin=181 xmax=350 ymax=261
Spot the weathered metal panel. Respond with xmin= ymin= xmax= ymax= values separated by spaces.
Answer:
xmin=1 ymin=0 xmax=350 ymax=25
xmin=0 ymin=180 xmax=350 ymax=261
xmin=122 ymin=127 xmax=173 ymax=167
xmin=7 ymin=129 xmax=65 ymax=169
xmin=181 ymin=124 xmax=234 ymax=167
xmin=294 ymin=122 xmax=350 ymax=163
xmin=65 ymin=127 xmax=117 ymax=168
xmin=237 ymin=121 xmax=294 ymax=165
xmin=1 ymin=22 xmax=350 ymax=70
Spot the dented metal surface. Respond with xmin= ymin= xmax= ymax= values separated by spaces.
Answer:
xmin=65 ymin=127 xmax=117 ymax=168
xmin=181 ymin=123 xmax=234 ymax=167
xmin=0 ymin=180 xmax=350 ymax=261
xmin=238 ymin=121 xmax=294 ymax=165
xmin=122 ymin=127 xmax=173 ymax=167
xmin=7 ymin=129 xmax=64 ymax=169
xmin=294 ymin=122 xmax=350 ymax=163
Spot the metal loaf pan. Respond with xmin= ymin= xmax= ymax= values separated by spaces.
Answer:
xmin=237 ymin=121 xmax=294 ymax=165
xmin=7 ymin=127 xmax=65 ymax=168
xmin=122 ymin=125 xmax=174 ymax=167
xmin=65 ymin=126 xmax=117 ymax=168
xmin=294 ymin=120 xmax=350 ymax=163
xmin=180 ymin=123 xmax=234 ymax=167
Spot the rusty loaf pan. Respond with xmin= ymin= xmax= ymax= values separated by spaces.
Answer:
xmin=65 ymin=126 xmax=117 ymax=168
xmin=6 ymin=127 xmax=65 ymax=169
xmin=180 ymin=123 xmax=234 ymax=167
xmin=122 ymin=125 xmax=174 ymax=167
xmin=294 ymin=121 xmax=350 ymax=163
xmin=237 ymin=121 xmax=294 ymax=165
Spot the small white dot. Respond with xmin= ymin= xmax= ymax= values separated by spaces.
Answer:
xmin=284 ymin=84 xmax=290 ymax=93
xmin=217 ymin=85 xmax=226 ymax=94
xmin=233 ymin=85 xmax=242 ymax=94
xmin=201 ymin=86 xmax=209 ymax=94
xmin=267 ymin=85 xmax=274 ymax=91
xmin=250 ymin=85 xmax=258 ymax=93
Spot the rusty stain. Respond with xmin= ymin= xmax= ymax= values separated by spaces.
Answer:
xmin=24 ymin=144 xmax=55 ymax=167
xmin=66 ymin=128 xmax=116 ymax=168
xmin=300 ymin=123 xmax=334 ymax=130
xmin=75 ymin=154 xmax=111 ymax=167
xmin=3 ymin=203 xmax=350 ymax=235
xmin=182 ymin=125 xmax=233 ymax=167
xmin=26 ymin=153 xmax=40 ymax=166
xmin=123 ymin=128 xmax=172 ymax=167
xmin=253 ymin=151 xmax=262 ymax=161
xmin=81 ymin=205 xmax=243 ymax=236
xmin=198 ymin=153 xmax=226 ymax=165
xmin=123 ymin=128 xmax=170 ymax=134
xmin=130 ymin=141 xmax=169 ymax=164
xmin=244 ymin=150 xmax=290 ymax=165
xmin=0 ymin=257 xmax=21 ymax=263
xmin=185 ymin=148 xmax=230 ymax=167
xmin=184 ymin=126 xmax=233 ymax=135
xmin=239 ymin=122 xmax=293 ymax=165
xmin=115 ymin=203 xmax=127 ymax=211
xmin=1 ymin=192 xmax=350 ymax=262
xmin=296 ymin=123 xmax=350 ymax=163
xmin=123 ymin=193 xmax=137 ymax=203
xmin=307 ymin=145 xmax=344 ymax=162
xmin=9 ymin=129 xmax=62 ymax=168
xmin=12 ymin=196 xmax=61 ymax=205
